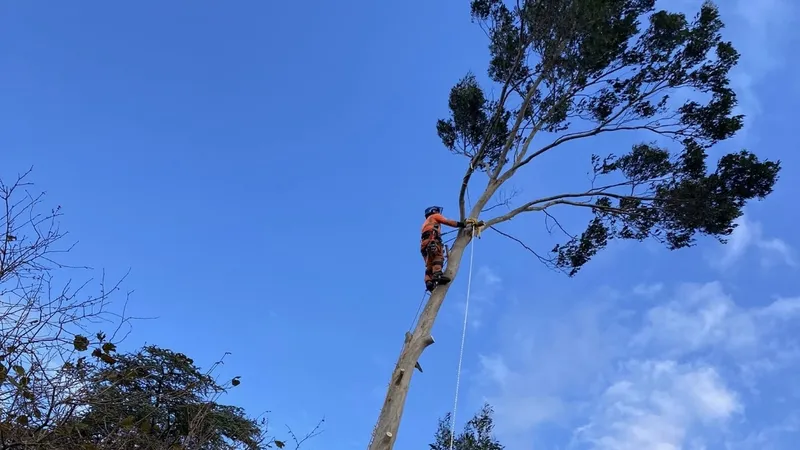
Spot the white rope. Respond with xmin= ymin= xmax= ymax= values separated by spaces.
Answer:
xmin=448 ymin=229 xmax=476 ymax=450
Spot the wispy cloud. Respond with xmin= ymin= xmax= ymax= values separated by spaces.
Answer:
xmin=477 ymin=353 xmax=567 ymax=434
xmin=632 ymin=281 xmax=760 ymax=355
xmin=668 ymin=0 xmax=792 ymax=133
xmin=729 ymin=413 xmax=800 ymax=449
xmin=632 ymin=282 xmax=664 ymax=298
xmin=573 ymin=360 xmax=741 ymax=450
xmin=722 ymin=0 xmax=794 ymax=135
xmin=474 ymin=296 xmax=628 ymax=439
xmin=451 ymin=266 xmax=502 ymax=330
xmin=475 ymin=281 xmax=800 ymax=448
xmin=730 ymin=0 xmax=793 ymax=73
xmin=708 ymin=215 xmax=796 ymax=270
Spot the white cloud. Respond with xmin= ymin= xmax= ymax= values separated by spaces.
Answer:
xmin=757 ymin=238 xmax=797 ymax=268
xmin=632 ymin=282 xmax=664 ymax=297
xmin=574 ymin=360 xmax=741 ymax=450
xmin=723 ymin=0 xmax=794 ymax=134
xmin=636 ymin=282 xmax=800 ymax=383
xmin=731 ymin=0 xmax=793 ymax=72
xmin=475 ymin=281 xmax=800 ymax=449
xmin=758 ymin=296 xmax=800 ymax=318
xmin=452 ymin=266 xmax=502 ymax=330
xmin=474 ymin=298 xmax=627 ymax=439
xmin=729 ymin=413 xmax=800 ymax=449
xmin=670 ymin=0 xmax=793 ymax=130
xmin=709 ymin=215 xmax=796 ymax=270
xmin=477 ymin=353 xmax=566 ymax=434
xmin=633 ymin=281 xmax=760 ymax=355
xmin=479 ymin=266 xmax=502 ymax=287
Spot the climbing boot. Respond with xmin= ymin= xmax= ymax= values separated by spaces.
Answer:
xmin=432 ymin=272 xmax=451 ymax=285
xmin=426 ymin=281 xmax=436 ymax=292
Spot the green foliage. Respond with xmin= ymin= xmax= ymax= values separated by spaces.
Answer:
xmin=74 ymin=335 xmax=90 ymax=351
xmin=0 ymin=344 xmax=302 ymax=450
xmin=436 ymin=0 xmax=779 ymax=275
xmin=429 ymin=404 xmax=503 ymax=450
xmin=552 ymin=144 xmax=780 ymax=274
xmin=51 ymin=346 xmax=267 ymax=450
xmin=437 ymin=73 xmax=513 ymax=170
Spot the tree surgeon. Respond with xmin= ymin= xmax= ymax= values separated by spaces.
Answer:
xmin=420 ymin=206 xmax=483 ymax=292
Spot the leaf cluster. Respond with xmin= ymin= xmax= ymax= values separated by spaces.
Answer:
xmin=429 ymin=404 xmax=503 ymax=450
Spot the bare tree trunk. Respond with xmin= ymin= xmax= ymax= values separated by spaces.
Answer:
xmin=368 ymin=231 xmax=473 ymax=450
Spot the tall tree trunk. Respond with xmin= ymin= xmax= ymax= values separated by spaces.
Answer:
xmin=368 ymin=231 xmax=473 ymax=450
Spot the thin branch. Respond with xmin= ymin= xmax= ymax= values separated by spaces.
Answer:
xmin=480 ymin=187 xmax=520 ymax=214
xmin=543 ymin=210 xmax=575 ymax=239
xmin=458 ymin=25 xmax=532 ymax=220
xmin=506 ymin=79 xmax=677 ymax=176
xmin=286 ymin=418 xmax=325 ymax=450
xmin=489 ymin=72 xmax=546 ymax=182
xmin=485 ymin=185 xmax=655 ymax=227
xmin=488 ymin=226 xmax=566 ymax=274
xmin=481 ymin=202 xmax=510 ymax=214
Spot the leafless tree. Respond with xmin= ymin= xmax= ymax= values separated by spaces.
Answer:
xmin=0 ymin=169 xmax=132 ymax=446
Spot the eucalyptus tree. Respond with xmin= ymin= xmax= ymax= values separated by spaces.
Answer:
xmin=368 ymin=1 xmax=780 ymax=449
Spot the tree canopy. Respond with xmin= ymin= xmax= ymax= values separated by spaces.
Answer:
xmin=436 ymin=0 xmax=780 ymax=275
xmin=46 ymin=345 xmax=285 ymax=450
xmin=429 ymin=404 xmax=504 ymax=450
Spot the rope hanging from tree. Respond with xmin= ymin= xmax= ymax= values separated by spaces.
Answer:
xmin=448 ymin=227 xmax=477 ymax=450
xmin=402 ymin=223 xmax=479 ymax=450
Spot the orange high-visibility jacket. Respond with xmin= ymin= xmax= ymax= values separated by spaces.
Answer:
xmin=421 ymin=213 xmax=459 ymax=239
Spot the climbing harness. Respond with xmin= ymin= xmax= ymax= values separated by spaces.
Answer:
xmin=448 ymin=227 xmax=477 ymax=450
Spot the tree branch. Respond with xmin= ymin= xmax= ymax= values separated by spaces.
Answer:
xmin=488 ymin=225 xmax=560 ymax=270
xmin=487 ymin=73 xmax=545 ymax=182
xmin=458 ymin=80 xmax=513 ymax=220
xmin=458 ymin=24 xmax=531 ymax=219
xmin=285 ymin=418 xmax=325 ymax=450
xmin=504 ymin=79 xmax=677 ymax=177
xmin=485 ymin=188 xmax=654 ymax=227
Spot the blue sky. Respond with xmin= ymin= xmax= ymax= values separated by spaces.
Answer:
xmin=2 ymin=0 xmax=799 ymax=449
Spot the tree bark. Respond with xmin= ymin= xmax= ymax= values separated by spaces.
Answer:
xmin=367 ymin=230 xmax=473 ymax=450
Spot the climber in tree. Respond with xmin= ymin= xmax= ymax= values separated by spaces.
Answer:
xmin=421 ymin=206 xmax=481 ymax=292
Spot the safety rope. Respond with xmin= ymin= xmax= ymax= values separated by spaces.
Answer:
xmin=448 ymin=228 xmax=476 ymax=450
xmin=408 ymin=290 xmax=428 ymax=332
xmin=378 ymin=223 xmax=476 ymax=450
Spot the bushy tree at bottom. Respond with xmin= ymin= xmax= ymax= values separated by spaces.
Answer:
xmin=55 ymin=345 xmax=277 ymax=450
xmin=429 ymin=404 xmax=503 ymax=450
xmin=3 ymin=345 xmax=299 ymax=450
